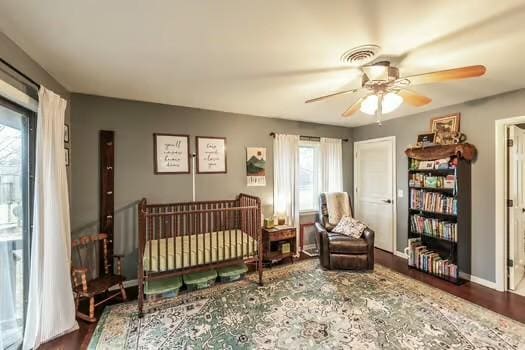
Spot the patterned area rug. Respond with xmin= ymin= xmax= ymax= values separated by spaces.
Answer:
xmin=89 ymin=260 xmax=525 ymax=349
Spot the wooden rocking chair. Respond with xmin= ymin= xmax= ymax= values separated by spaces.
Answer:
xmin=71 ymin=233 xmax=127 ymax=322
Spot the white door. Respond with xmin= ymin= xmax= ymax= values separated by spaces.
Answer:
xmin=508 ymin=125 xmax=525 ymax=290
xmin=354 ymin=137 xmax=395 ymax=252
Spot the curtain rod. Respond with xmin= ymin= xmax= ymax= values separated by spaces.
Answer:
xmin=0 ymin=57 xmax=40 ymax=88
xmin=269 ymin=132 xmax=348 ymax=142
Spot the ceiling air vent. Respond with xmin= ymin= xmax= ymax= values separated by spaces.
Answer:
xmin=340 ymin=45 xmax=381 ymax=66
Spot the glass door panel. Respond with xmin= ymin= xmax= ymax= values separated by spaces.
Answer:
xmin=0 ymin=98 xmax=32 ymax=350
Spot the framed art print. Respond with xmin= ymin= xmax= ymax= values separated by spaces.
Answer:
xmin=196 ymin=136 xmax=227 ymax=174
xmin=154 ymin=133 xmax=190 ymax=174
xmin=246 ymin=147 xmax=266 ymax=186
xmin=431 ymin=113 xmax=460 ymax=144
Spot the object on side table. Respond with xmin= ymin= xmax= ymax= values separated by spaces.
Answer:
xmin=71 ymin=233 xmax=127 ymax=322
xmin=264 ymin=217 xmax=274 ymax=229
xmin=315 ymin=192 xmax=374 ymax=271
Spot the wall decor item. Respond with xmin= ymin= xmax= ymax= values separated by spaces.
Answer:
xmin=64 ymin=123 xmax=70 ymax=143
xmin=154 ymin=133 xmax=190 ymax=174
xmin=196 ymin=136 xmax=227 ymax=173
xmin=418 ymin=161 xmax=435 ymax=170
xmin=65 ymin=148 xmax=70 ymax=166
xmin=431 ymin=113 xmax=460 ymax=144
xmin=416 ymin=133 xmax=436 ymax=147
xmin=246 ymin=147 xmax=266 ymax=186
xmin=100 ymin=130 xmax=115 ymax=275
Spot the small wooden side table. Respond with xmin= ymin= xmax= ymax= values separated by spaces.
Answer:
xmin=262 ymin=225 xmax=296 ymax=264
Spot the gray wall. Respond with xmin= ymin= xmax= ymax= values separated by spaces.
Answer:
xmin=70 ymin=93 xmax=352 ymax=277
xmin=0 ymin=32 xmax=69 ymax=98
xmin=352 ymin=88 xmax=525 ymax=283
xmin=0 ymin=32 xmax=72 ymax=183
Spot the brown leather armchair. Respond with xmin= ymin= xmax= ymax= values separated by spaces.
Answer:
xmin=315 ymin=193 xmax=374 ymax=270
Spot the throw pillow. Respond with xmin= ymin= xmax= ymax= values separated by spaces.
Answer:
xmin=332 ymin=215 xmax=367 ymax=239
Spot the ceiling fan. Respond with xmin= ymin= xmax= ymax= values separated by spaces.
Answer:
xmin=305 ymin=61 xmax=486 ymax=124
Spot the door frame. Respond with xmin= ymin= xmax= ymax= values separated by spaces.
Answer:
xmin=495 ymin=116 xmax=525 ymax=292
xmin=353 ymin=136 xmax=397 ymax=253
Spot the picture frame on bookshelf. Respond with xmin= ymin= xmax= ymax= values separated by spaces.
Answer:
xmin=431 ymin=113 xmax=461 ymax=145
xmin=416 ymin=133 xmax=436 ymax=147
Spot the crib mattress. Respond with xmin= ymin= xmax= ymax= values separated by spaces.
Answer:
xmin=143 ymin=230 xmax=257 ymax=272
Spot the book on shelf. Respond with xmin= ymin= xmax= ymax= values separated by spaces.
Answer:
xmin=409 ymin=157 xmax=454 ymax=171
xmin=409 ymin=173 xmax=456 ymax=190
xmin=410 ymin=214 xmax=457 ymax=241
xmin=410 ymin=189 xmax=457 ymax=215
xmin=407 ymin=240 xmax=458 ymax=279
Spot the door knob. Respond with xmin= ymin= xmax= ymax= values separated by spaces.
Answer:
xmin=383 ymin=199 xmax=392 ymax=204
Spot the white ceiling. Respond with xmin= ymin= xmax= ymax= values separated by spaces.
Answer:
xmin=1 ymin=0 xmax=525 ymax=126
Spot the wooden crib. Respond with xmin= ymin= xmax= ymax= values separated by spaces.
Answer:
xmin=137 ymin=193 xmax=263 ymax=316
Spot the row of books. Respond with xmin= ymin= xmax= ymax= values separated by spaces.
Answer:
xmin=409 ymin=158 xmax=452 ymax=170
xmin=410 ymin=214 xmax=457 ymax=241
xmin=409 ymin=174 xmax=455 ymax=189
xmin=407 ymin=238 xmax=458 ymax=279
xmin=410 ymin=189 xmax=457 ymax=215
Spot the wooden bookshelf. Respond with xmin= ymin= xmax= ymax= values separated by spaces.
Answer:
xmin=405 ymin=145 xmax=473 ymax=285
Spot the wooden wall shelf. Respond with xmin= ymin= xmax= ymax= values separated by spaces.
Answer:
xmin=405 ymin=143 xmax=477 ymax=161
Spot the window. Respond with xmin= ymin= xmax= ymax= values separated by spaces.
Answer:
xmin=0 ymin=96 xmax=35 ymax=349
xmin=298 ymin=141 xmax=320 ymax=212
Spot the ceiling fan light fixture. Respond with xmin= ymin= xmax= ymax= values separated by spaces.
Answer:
xmin=360 ymin=95 xmax=378 ymax=115
xmin=382 ymin=92 xmax=403 ymax=113
xmin=360 ymin=92 xmax=403 ymax=115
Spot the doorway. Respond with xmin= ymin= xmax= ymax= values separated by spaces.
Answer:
xmin=507 ymin=124 xmax=525 ymax=296
xmin=354 ymin=136 xmax=396 ymax=252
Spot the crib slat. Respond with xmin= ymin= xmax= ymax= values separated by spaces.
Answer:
xmin=148 ymin=212 xmax=152 ymax=273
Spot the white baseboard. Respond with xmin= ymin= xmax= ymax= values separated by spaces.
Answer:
xmin=459 ymin=272 xmax=497 ymax=289
xmin=393 ymin=251 xmax=408 ymax=259
xmin=390 ymin=251 xmax=497 ymax=290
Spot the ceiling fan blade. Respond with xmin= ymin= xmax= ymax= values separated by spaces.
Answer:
xmin=305 ymin=88 xmax=359 ymax=103
xmin=397 ymin=89 xmax=432 ymax=107
xmin=341 ymin=97 xmax=365 ymax=117
xmin=400 ymin=65 xmax=486 ymax=86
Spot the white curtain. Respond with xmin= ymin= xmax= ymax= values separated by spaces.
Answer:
xmin=320 ymin=137 xmax=343 ymax=193
xmin=23 ymin=87 xmax=77 ymax=349
xmin=273 ymin=134 xmax=300 ymax=253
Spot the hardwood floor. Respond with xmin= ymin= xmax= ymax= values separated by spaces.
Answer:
xmin=40 ymin=249 xmax=525 ymax=349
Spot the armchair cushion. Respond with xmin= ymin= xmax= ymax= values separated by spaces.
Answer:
xmin=324 ymin=192 xmax=352 ymax=225
xmin=332 ymin=215 xmax=367 ymax=239
xmin=328 ymin=234 xmax=369 ymax=254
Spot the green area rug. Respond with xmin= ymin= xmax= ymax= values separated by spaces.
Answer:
xmin=88 ymin=260 xmax=525 ymax=349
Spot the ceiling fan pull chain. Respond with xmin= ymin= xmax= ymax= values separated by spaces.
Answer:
xmin=376 ymin=94 xmax=383 ymax=126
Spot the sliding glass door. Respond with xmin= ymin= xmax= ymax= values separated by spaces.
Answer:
xmin=0 ymin=97 xmax=34 ymax=350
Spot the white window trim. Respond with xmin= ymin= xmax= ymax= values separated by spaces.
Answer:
xmin=0 ymin=78 xmax=38 ymax=112
xmin=299 ymin=140 xmax=321 ymax=213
